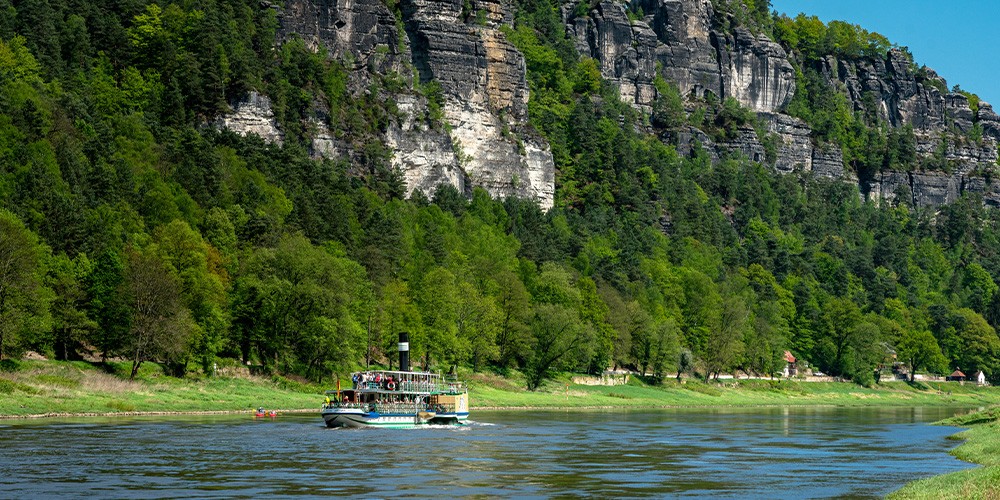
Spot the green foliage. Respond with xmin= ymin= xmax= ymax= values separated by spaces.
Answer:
xmin=0 ymin=0 xmax=999 ymax=391
xmin=0 ymin=209 xmax=51 ymax=359
xmin=0 ymin=378 xmax=38 ymax=394
xmin=773 ymin=14 xmax=893 ymax=61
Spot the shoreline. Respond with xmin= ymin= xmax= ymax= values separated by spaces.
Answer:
xmin=0 ymin=408 xmax=320 ymax=420
xmin=888 ymin=406 xmax=1000 ymax=499
xmin=3 ymin=360 xmax=1000 ymax=421
xmin=0 ymin=401 xmax=981 ymax=421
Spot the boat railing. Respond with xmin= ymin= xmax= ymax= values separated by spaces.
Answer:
xmin=323 ymin=401 xmax=458 ymax=414
xmin=324 ymin=402 xmax=367 ymax=410
xmin=352 ymin=381 xmax=466 ymax=393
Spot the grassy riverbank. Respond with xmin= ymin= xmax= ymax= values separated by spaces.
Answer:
xmin=4 ymin=359 xmax=1000 ymax=418
xmin=0 ymin=359 xmax=323 ymax=417
xmin=468 ymin=372 xmax=1000 ymax=409
xmin=889 ymin=407 xmax=1000 ymax=499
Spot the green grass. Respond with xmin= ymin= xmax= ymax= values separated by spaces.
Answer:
xmin=0 ymin=359 xmax=327 ymax=417
xmin=468 ymin=375 xmax=1000 ymax=409
xmin=889 ymin=407 xmax=1000 ymax=499
xmin=4 ymin=361 xmax=1000 ymax=419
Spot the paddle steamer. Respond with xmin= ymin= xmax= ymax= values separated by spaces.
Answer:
xmin=321 ymin=333 xmax=469 ymax=428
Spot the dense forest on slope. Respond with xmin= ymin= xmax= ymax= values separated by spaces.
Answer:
xmin=1 ymin=0 xmax=999 ymax=388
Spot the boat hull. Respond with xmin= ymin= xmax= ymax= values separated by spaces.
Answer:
xmin=322 ymin=408 xmax=469 ymax=428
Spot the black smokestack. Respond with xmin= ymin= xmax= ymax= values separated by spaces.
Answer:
xmin=398 ymin=332 xmax=410 ymax=372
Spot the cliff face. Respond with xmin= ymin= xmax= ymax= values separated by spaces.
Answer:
xmin=402 ymin=0 xmax=554 ymax=207
xmin=215 ymin=0 xmax=997 ymax=211
xmin=565 ymin=0 xmax=1000 ymax=207
xmin=220 ymin=0 xmax=554 ymax=209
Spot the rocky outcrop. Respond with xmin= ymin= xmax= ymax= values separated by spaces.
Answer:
xmin=963 ymin=176 xmax=1000 ymax=208
xmin=264 ymin=0 xmax=554 ymax=208
xmin=716 ymin=27 xmax=795 ymax=113
xmin=403 ymin=0 xmax=554 ymax=208
xmin=566 ymin=0 xmax=834 ymax=177
xmin=215 ymin=91 xmax=284 ymax=145
xmin=869 ymin=169 xmax=1000 ymax=208
xmin=218 ymin=0 xmax=997 ymax=212
xmin=563 ymin=0 xmax=1000 ymax=208
xmin=565 ymin=1 xmax=659 ymax=108
xmin=386 ymin=94 xmax=467 ymax=196
xmin=569 ymin=1 xmax=794 ymax=113
xmin=642 ymin=0 xmax=723 ymax=100
xmin=762 ymin=113 xmax=809 ymax=173
xmin=279 ymin=0 xmax=410 ymax=73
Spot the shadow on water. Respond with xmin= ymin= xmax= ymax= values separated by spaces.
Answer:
xmin=0 ymin=407 xmax=975 ymax=498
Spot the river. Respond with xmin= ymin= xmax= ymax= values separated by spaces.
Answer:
xmin=0 ymin=407 xmax=975 ymax=498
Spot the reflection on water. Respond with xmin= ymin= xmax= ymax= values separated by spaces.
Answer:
xmin=0 ymin=407 xmax=974 ymax=498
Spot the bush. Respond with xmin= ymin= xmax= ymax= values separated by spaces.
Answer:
xmin=0 ymin=378 xmax=39 ymax=394
xmin=106 ymin=400 xmax=137 ymax=412
xmin=684 ymin=381 xmax=722 ymax=396
xmin=0 ymin=359 xmax=22 ymax=372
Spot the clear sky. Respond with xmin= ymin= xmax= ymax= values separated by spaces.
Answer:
xmin=769 ymin=0 xmax=1000 ymax=106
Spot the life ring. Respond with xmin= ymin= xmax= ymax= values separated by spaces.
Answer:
xmin=387 ymin=381 xmax=396 ymax=390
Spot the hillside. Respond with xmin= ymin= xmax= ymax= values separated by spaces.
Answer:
xmin=1 ymin=0 xmax=1000 ymax=390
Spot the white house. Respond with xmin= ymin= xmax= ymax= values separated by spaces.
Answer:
xmin=975 ymin=370 xmax=987 ymax=386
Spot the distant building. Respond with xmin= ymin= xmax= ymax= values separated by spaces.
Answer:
xmin=782 ymin=351 xmax=797 ymax=378
xmin=946 ymin=370 xmax=966 ymax=382
xmin=975 ymin=371 xmax=987 ymax=386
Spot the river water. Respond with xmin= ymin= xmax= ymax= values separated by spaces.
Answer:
xmin=0 ymin=407 xmax=975 ymax=498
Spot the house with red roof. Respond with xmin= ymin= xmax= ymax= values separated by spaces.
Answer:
xmin=782 ymin=351 xmax=797 ymax=378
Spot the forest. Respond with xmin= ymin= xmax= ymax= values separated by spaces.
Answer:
xmin=1 ymin=0 xmax=999 ymax=388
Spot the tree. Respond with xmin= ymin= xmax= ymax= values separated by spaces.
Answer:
xmin=817 ymin=297 xmax=862 ymax=376
xmin=375 ymin=279 xmax=422 ymax=370
xmin=456 ymin=281 xmax=500 ymax=373
xmin=0 ymin=209 xmax=50 ymax=359
xmin=962 ymin=263 xmax=998 ymax=315
xmin=414 ymin=266 xmax=460 ymax=370
xmin=704 ymin=295 xmax=748 ymax=379
xmin=677 ymin=348 xmax=693 ymax=381
xmin=495 ymin=270 xmax=530 ymax=369
xmin=577 ymin=277 xmax=615 ymax=374
xmin=648 ymin=318 xmax=681 ymax=380
xmin=743 ymin=301 xmax=789 ymax=377
xmin=123 ymin=248 xmax=193 ymax=380
xmin=154 ymin=220 xmax=228 ymax=374
xmin=84 ymin=250 xmax=131 ymax=361
xmin=896 ymin=329 xmax=947 ymax=382
xmin=678 ymin=268 xmax=722 ymax=357
xmin=46 ymin=253 xmax=97 ymax=360
xmin=524 ymin=304 xmax=588 ymax=391
xmin=254 ymin=234 xmax=370 ymax=377
xmin=952 ymin=309 xmax=1000 ymax=377
xmin=844 ymin=322 xmax=885 ymax=386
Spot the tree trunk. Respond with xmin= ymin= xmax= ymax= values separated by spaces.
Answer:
xmin=130 ymin=359 xmax=142 ymax=381
xmin=59 ymin=328 xmax=68 ymax=361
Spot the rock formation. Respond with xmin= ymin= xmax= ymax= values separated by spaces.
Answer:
xmin=564 ymin=0 xmax=999 ymax=205
xmin=219 ymin=0 xmax=554 ymax=209
xmin=215 ymin=0 xmax=998 ymax=211
xmin=215 ymin=91 xmax=284 ymax=146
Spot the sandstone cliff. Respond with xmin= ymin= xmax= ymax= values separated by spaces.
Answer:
xmin=220 ymin=0 xmax=554 ymax=209
xmin=564 ymin=0 xmax=999 ymax=207
xmin=216 ymin=0 xmax=998 ymax=211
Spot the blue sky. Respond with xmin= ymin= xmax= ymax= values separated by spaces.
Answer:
xmin=769 ymin=0 xmax=1000 ymax=106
